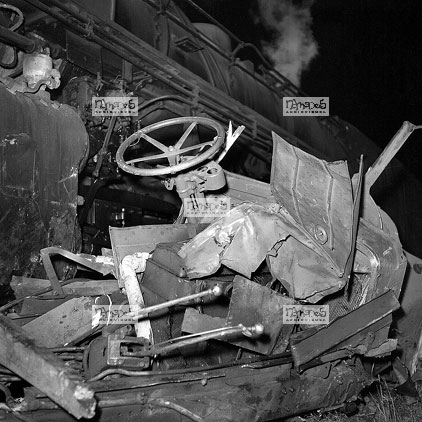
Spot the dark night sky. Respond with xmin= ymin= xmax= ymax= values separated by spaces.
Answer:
xmin=190 ymin=0 xmax=422 ymax=180
xmin=304 ymin=0 xmax=422 ymax=174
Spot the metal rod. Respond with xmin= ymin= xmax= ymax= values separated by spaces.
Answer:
xmin=87 ymin=350 xmax=292 ymax=383
xmin=92 ymin=115 xmax=117 ymax=178
xmin=365 ymin=121 xmax=420 ymax=190
xmin=129 ymin=285 xmax=223 ymax=320
xmin=109 ymin=0 xmax=116 ymax=21
xmin=47 ymin=346 xmax=87 ymax=352
xmin=120 ymin=254 xmax=153 ymax=340
xmin=147 ymin=323 xmax=264 ymax=356
xmin=0 ymin=25 xmax=36 ymax=53
xmin=148 ymin=398 xmax=204 ymax=422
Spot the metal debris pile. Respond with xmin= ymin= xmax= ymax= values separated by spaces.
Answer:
xmin=0 ymin=122 xmax=421 ymax=422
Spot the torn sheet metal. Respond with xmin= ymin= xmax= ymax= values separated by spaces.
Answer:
xmin=290 ymin=290 xmax=400 ymax=369
xmin=182 ymin=307 xmax=226 ymax=333
xmin=179 ymin=202 xmax=348 ymax=302
xmin=270 ymin=131 xmax=354 ymax=277
xmin=226 ymin=275 xmax=294 ymax=354
xmin=40 ymin=246 xmax=115 ymax=294
xmin=179 ymin=203 xmax=290 ymax=279
xmin=180 ymin=133 xmax=404 ymax=303
xmin=224 ymin=170 xmax=273 ymax=204
xmin=179 ymin=134 xmax=358 ymax=301
xmin=355 ymin=217 xmax=406 ymax=301
xmin=182 ymin=277 xmax=294 ymax=355
xmin=20 ymin=296 xmax=72 ymax=320
xmin=320 ymin=208 xmax=406 ymax=318
xmin=10 ymin=276 xmax=118 ymax=298
xmin=267 ymin=236 xmax=347 ymax=302
xmin=395 ymin=251 xmax=422 ymax=375
xmin=22 ymin=297 xmax=94 ymax=348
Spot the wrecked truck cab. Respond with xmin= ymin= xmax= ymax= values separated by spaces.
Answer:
xmin=0 ymin=115 xmax=416 ymax=422
xmin=0 ymin=0 xmax=421 ymax=419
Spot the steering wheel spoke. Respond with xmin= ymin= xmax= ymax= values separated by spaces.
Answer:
xmin=174 ymin=122 xmax=197 ymax=150
xmin=126 ymin=152 xmax=169 ymax=164
xmin=127 ymin=141 xmax=214 ymax=165
xmin=139 ymin=133 xmax=168 ymax=153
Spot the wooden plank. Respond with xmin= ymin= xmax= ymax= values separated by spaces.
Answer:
xmin=23 ymin=297 xmax=94 ymax=348
xmin=0 ymin=314 xmax=96 ymax=419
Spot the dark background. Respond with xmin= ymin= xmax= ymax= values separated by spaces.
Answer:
xmin=189 ymin=0 xmax=422 ymax=181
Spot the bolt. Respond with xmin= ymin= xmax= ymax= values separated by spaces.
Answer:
xmin=313 ymin=225 xmax=328 ymax=244
xmin=212 ymin=285 xmax=223 ymax=297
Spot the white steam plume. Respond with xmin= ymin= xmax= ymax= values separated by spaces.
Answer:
xmin=256 ymin=0 xmax=318 ymax=87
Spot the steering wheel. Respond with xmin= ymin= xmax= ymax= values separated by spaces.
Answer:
xmin=116 ymin=117 xmax=225 ymax=177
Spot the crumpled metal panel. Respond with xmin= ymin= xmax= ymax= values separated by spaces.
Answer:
xmin=270 ymin=132 xmax=354 ymax=277
xmin=395 ymin=251 xmax=422 ymax=375
xmin=179 ymin=201 xmax=349 ymax=302
xmin=355 ymin=216 xmax=406 ymax=301
xmin=179 ymin=135 xmax=404 ymax=303
xmin=267 ymin=236 xmax=346 ymax=302
xmin=178 ymin=203 xmax=291 ymax=279
xmin=226 ymin=275 xmax=294 ymax=354
xmin=0 ymin=85 xmax=88 ymax=291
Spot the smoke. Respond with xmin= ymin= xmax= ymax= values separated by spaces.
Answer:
xmin=256 ymin=0 xmax=318 ymax=87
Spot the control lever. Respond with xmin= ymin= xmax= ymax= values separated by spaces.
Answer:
xmin=137 ymin=323 xmax=265 ymax=357
xmin=128 ymin=285 xmax=223 ymax=320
